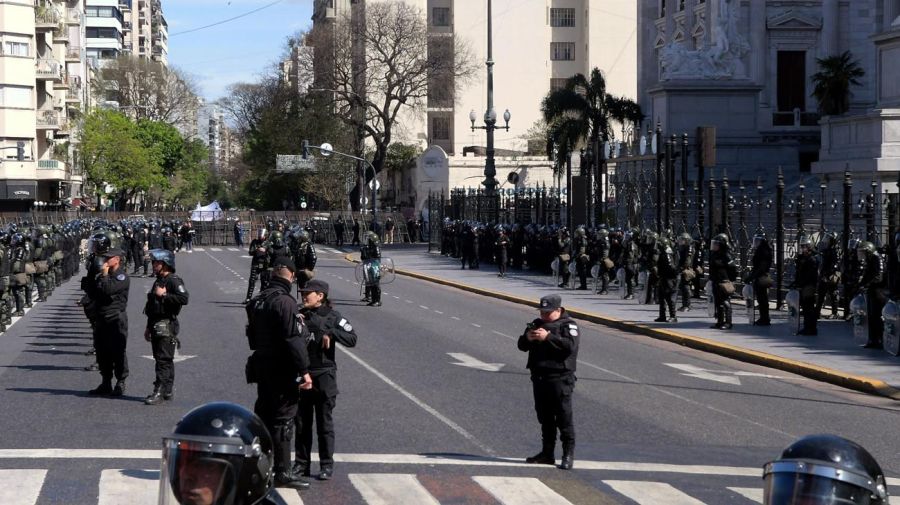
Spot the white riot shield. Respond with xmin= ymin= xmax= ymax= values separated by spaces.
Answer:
xmin=590 ymin=264 xmax=601 ymax=293
xmin=568 ymin=261 xmax=577 ymax=289
xmin=637 ymin=270 xmax=649 ymax=304
xmin=616 ymin=268 xmax=627 ymax=299
xmin=355 ymin=257 xmax=396 ymax=287
xmin=551 ymin=257 xmax=560 ymax=286
xmin=705 ymin=280 xmax=715 ymax=317
xmin=379 ymin=257 xmax=396 ymax=284
xmin=742 ymin=284 xmax=755 ymax=325
xmin=882 ymin=300 xmax=900 ymax=356
xmin=786 ymin=289 xmax=801 ymax=335
xmin=850 ymin=294 xmax=868 ymax=345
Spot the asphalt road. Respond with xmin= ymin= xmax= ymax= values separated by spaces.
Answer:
xmin=0 ymin=244 xmax=898 ymax=505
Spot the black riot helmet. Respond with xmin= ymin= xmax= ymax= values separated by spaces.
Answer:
xmin=711 ymin=233 xmax=730 ymax=252
xmin=89 ymin=232 xmax=111 ymax=255
xmin=149 ymin=248 xmax=176 ymax=273
xmin=763 ymin=434 xmax=888 ymax=505
xmin=798 ymin=234 xmax=813 ymax=255
xmin=753 ymin=232 xmax=768 ymax=250
xmin=819 ymin=232 xmax=837 ymax=252
xmin=269 ymin=231 xmax=284 ymax=248
xmin=158 ymin=402 xmax=274 ymax=505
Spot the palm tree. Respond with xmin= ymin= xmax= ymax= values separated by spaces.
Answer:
xmin=811 ymin=51 xmax=865 ymax=116
xmin=541 ymin=68 xmax=643 ymax=172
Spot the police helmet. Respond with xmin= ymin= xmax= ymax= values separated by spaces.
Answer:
xmin=575 ymin=226 xmax=586 ymax=238
xmin=678 ymin=232 xmax=692 ymax=246
xmin=597 ymin=228 xmax=609 ymax=240
xmin=711 ymin=233 xmax=730 ymax=251
xmin=763 ymin=434 xmax=888 ymax=505
xmin=658 ymin=237 xmax=673 ymax=250
xmin=797 ymin=234 xmax=813 ymax=254
xmin=158 ymin=402 xmax=273 ymax=505
xmin=819 ymin=232 xmax=837 ymax=252
xmin=90 ymin=232 xmax=111 ymax=255
xmin=256 ymin=228 xmax=267 ymax=241
xmin=270 ymin=231 xmax=284 ymax=248
xmin=149 ymin=249 xmax=176 ymax=272
xmin=366 ymin=231 xmax=379 ymax=245
xmin=752 ymin=233 xmax=768 ymax=250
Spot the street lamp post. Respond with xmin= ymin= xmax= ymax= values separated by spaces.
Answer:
xmin=469 ymin=0 xmax=510 ymax=224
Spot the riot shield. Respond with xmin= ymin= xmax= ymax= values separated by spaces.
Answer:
xmin=568 ymin=261 xmax=577 ymax=289
xmin=590 ymin=264 xmax=600 ymax=293
xmin=742 ymin=284 xmax=755 ymax=325
xmin=551 ymin=257 xmax=560 ymax=286
xmin=637 ymin=270 xmax=649 ymax=304
xmin=379 ymin=257 xmax=396 ymax=284
xmin=882 ymin=300 xmax=900 ymax=356
xmin=850 ymin=294 xmax=868 ymax=345
xmin=705 ymin=280 xmax=715 ymax=317
xmin=355 ymin=257 xmax=396 ymax=287
xmin=616 ymin=268 xmax=627 ymax=299
xmin=786 ymin=289 xmax=801 ymax=335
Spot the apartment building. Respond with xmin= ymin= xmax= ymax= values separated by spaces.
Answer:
xmin=118 ymin=0 xmax=166 ymax=64
xmin=0 ymin=0 xmax=90 ymax=210
xmin=311 ymin=0 xmax=636 ymax=155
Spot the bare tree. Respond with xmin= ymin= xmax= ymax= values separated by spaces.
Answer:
xmin=95 ymin=55 xmax=201 ymax=132
xmin=307 ymin=1 xmax=477 ymax=209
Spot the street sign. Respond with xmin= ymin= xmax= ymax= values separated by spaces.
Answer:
xmin=368 ymin=179 xmax=381 ymax=191
xmin=275 ymin=155 xmax=318 ymax=173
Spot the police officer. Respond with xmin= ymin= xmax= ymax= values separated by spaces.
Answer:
xmin=132 ymin=223 xmax=149 ymax=276
xmin=816 ymin=232 xmax=841 ymax=319
xmin=746 ymin=233 xmax=773 ymax=326
xmin=245 ymin=257 xmax=312 ymax=490
xmin=89 ymin=248 xmax=130 ymax=397
xmin=143 ymin=249 xmax=189 ymax=405
xmin=291 ymin=229 xmax=317 ymax=292
xmin=333 ymin=216 xmax=345 ymax=247
xmin=573 ymin=227 xmax=590 ymax=290
xmin=843 ymin=238 xmax=863 ymax=319
xmin=857 ymin=241 xmax=887 ymax=349
xmin=361 ymin=231 xmax=383 ymax=306
xmin=495 ymin=227 xmax=509 ymax=278
xmin=709 ymin=234 xmax=736 ymax=330
xmin=639 ymin=230 xmax=659 ymax=304
xmin=556 ymin=228 xmax=572 ymax=288
xmin=293 ymin=280 xmax=357 ymax=481
xmin=791 ymin=235 xmax=819 ymax=336
xmin=245 ymin=228 xmax=269 ymax=304
xmin=676 ymin=233 xmax=695 ymax=311
xmin=518 ymin=294 xmax=579 ymax=470
xmin=158 ymin=402 xmax=287 ymax=505
xmin=654 ymin=237 xmax=678 ymax=323
xmin=594 ymin=229 xmax=613 ymax=294
xmin=621 ymin=230 xmax=639 ymax=299
xmin=762 ymin=434 xmax=888 ymax=505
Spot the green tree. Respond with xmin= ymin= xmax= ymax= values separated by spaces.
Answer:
xmin=80 ymin=109 xmax=162 ymax=209
xmin=811 ymin=51 xmax=865 ymax=116
xmin=135 ymin=119 xmax=184 ymax=176
xmin=167 ymin=139 xmax=209 ymax=208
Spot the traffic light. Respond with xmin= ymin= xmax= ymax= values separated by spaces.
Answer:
xmin=301 ymin=140 xmax=309 ymax=160
xmin=16 ymin=141 xmax=25 ymax=161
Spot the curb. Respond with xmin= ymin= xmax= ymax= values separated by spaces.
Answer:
xmin=345 ymin=253 xmax=900 ymax=401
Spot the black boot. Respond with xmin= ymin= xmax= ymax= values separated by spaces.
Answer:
xmin=111 ymin=380 xmax=126 ymax=397
xmin=162 ymin=387 xmax=175 ymax=401
xmin=274 ymin=470 xmax=310 ymax=490
xmin=292 ymin=461 xmax=310 ymax=478
xmin=144 ymin=387 xmax=163 ymax=405
xmin=722 ymin=302 xmax=733 ymax=330
xmin=89 ymin=379 xmax=113 ymax=396
xmin=525 ymin=441 xmax=555 ymax=465
xmin=560 ymin=442 xmax=575 ymax=470
xmin=318 ymin=464 xmax=333 ymax=481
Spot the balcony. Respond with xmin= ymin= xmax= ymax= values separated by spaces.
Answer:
xmin=66 ymin=83 xmax=81 ymax=101
xmin=123 ymin=42 xmax=133 ymax=52
xmin=35 ymin=6 xmax=61 ymax=30
xmin=119 ymin=0 xmax=132 ymax=11
xmin=65 ymin=46 xmax=82 ymax=61
xmin=66 ymin=8 xmax=82 ymax=25
xmin=35 ymin=59 xmax=62 ymax=81
xmin=53 ymin=72 xmax=69 ymax=88
xmin=36 ymin=109 xmax=61 ymax=130
xmin=54 ymin=25 xmax=69 ymax=42
xmin=37 ymin=159 xmax=67 ymax=181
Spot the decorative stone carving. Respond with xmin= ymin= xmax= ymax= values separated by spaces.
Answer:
xmin=660 ymin=0 xmax=750 ymax=80
xmin=766 ymin=8 xmax=822 ymax=30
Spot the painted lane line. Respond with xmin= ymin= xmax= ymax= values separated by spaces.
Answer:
xmin=451 ymin=316 xmax=461 ymax=321
xmin=474 ymin=476 xmax=573 ymax=505
xmin=471 ymin=323 xmax=481 ymax=328
xmin=392 ymin=296 xmax=400 ymax=299
xmin=419 ymin=305 xmax=429 ymax=310
xmin=728 ymin=487 xmax=763 ymax=503
xmin=210 ymin=247 xmax=222 ymax=252
xmin=227 ymin=248 xmax=240 ymax=252
xmin=99 ymin=469 xmax=157 ymax=505
xmin=448 ymin=353 xmax=504 ymax=372
xmin=337 ymin=346 xmax=495 ymax=456
xmin=349 ymin=474 xmax=440 ymax=505
xmin=0 ymin=469 xmax=46 ymax=505
xmin=603 ymin=480 xmax=705 ymax=505
xmin=433 ymin=310 xmax=443 ymax=314
xmin=492 ymin=330 xmax=512 ymax=339
xmin=405 ymin=300 xmax=413 ymax=304
xmin=274 ymin=488 xmax=304 ymax=505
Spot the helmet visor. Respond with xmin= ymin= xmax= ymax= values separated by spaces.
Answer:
xmin=158 ymin=438 xmax=247 ymax=505
xmin=764 ymin=472 xmax=876 ymax=505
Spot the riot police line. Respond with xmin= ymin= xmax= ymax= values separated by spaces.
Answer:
xmin=434 ymin=217 xmax=900 ymax=354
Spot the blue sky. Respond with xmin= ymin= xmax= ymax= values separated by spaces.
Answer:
xmin=164 ymin=0 xmax=313 ymax=101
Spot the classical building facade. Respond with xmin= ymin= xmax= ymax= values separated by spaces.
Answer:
xmin=638 ymin=0 xmax=894 ymax=186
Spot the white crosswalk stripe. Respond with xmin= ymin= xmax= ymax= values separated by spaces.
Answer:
xmin=210 ymin=247 xmax=223 ymax=252
xmin=604 ymin=480 xmax=707 ymax=504
xmin=227 ymin=247 xmax=240 ymax=252
xmin=193 ymin=247 xmax=205 ymax=251
xmin=728 ymin=487 xmax=763 ymax=503
xmin=98 ymin=469 xmax=157 ymax=505
xmin=349 ymin=473 xmax=441 ymax=505
xmin=474 ymin=476 xmax=573 ymax=505
xmin=0 ymin=469 xmax=46 ymax=505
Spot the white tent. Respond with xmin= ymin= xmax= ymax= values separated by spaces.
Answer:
xmin=191 ymin=201 xmax=224 ymax=222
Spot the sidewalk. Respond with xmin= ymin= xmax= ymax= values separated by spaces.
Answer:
xmin=352 ymin=245 xmax=900 ymax=400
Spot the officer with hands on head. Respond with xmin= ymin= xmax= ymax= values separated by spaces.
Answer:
xmin=245 ymin=256 xmax=312 ymax=490
xmin=143 ymin=248 xmax=189 ymax=406
xmin=518 ymin=294 xmax=579 ymax=471
xmin=89 ymin=247 xmax=130 ymax=397
xmin=293 ymin=279 xmax=357 ymax=482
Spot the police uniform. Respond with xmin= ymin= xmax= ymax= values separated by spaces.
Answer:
xmin=792 ymin=244 xmax=819 ymax=335
xmin=143 ymin=253 xmax=189 ymax=405
xmin=245 ymin=235 xmax=269 ymax=303
xmin=495 ymin=231 xmax=509 ymax=277
xmin=245 ymin=258 xmax=311 ymax=489
xmin=361 ymin=233 xmax=382 ymax=306
xmin=747 ymin=237 xmax=773 ymax=325
xmin=655 ymin=240 xmax=678 ymax=322
xmin=518 ymin=294 xmax=579 ymax=470
xmin=91 ymin=249 xmax=130 ymax=396
xmin=294 ymin=280 xmax=358 ymax=480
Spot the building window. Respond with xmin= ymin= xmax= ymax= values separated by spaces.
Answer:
xmin=550 ymin=42 xmax=575 ymax=61
xmin=0 ymin=85 xmax=32 ymax=108
xmin=660 ymin=0 xmax=666 ymax=17
xmin=550 ymin=78 xmax=569 ymax=91
xmin=777 ymin=51 xmax=806 ymax=112
xmin=86 ymin=27 xmax=120 ymax=39
xmin=433 ymin=7 xmax=450 ymax=27
xmin=432 ymin=117 xmax=450 ymax=140
xmin=679 ymin=0 xmax=686 ymax=11
xmin=4 ymin=41 xmax=29 ymax=57
xmin=550 ymin=8 xmax=576 ymax=27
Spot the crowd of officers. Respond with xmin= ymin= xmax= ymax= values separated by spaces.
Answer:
xmin=441 ymin=220 xmax=894 ymax=346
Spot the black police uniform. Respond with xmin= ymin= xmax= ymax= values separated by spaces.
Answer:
xmin=495 ymin=233 xmax=509 ymax=277
xmin=573 ymin=232 xmax=590 ymax=290
xmin=859 ymin=250 xmax=887 ymax=348
xmin=792 ymin=250 xmax=820 ymax=335
xmin=655 ymin=243 xmax=678 ymax=322
xmin=144 ymin=271 xmax=188 ymax=403
xmin=817 ymin=245 xmax=841 ymax=319
xmin=294 ymin=299 xmax=357 ymax=479
xmin=747 ymin=239 xmax=773 ymax=325
xmin=557 ymin=234 xmax=572 ymax=287
xmin=361 ymin=238 xmax=382 ymax=306
xmin=709 ymin=246 xmax=735 ymax=329
xmin=245 ymin=237 xmax=269 ymax=302
xmin=93 ymin=259 xmax=130 ymax=395
xmin=517 ymin=300 xmax=579 ymax=469
xmin=246 ymin=275 xmax=311 ymax=485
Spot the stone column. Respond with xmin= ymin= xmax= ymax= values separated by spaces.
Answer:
xmin=822 ymin=0 xmax=839 ymax=57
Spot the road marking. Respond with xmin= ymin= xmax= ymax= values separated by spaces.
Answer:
xmin=337 ymin=347 xmax=495 ymax=456
xmin=448 ymin=353 xmax=505 ymax=372
xmin=274 ymin=488 xmax=304 ymax=505
xmin=470 ymin=323 xmax=481 ymax=328
xmin=210 ymin=247 xmax=222 ymax=251
xmin=604 ymin=480 xmax=705 ymax=505
xmin=405 ymin=299 xmax=413 ymax=304
xmin=350 ymin=474 xmax=440 ymax=505
xmin=392 ymin=296 xmax=400 ymax=299
xmin=665 ymin=363 xmax=742 ymax=385
xmin=728 ymin=487 xmax=763 ymax=503
xmin=434 ymin=310 xmax=443 ymax=314
xmin=492 ymin=330 xmax=512 ymax=339
xmin=474 ymin=476 xmax=573 ymax=505
xmin=0 ymin=469 xmax=46 ymax=505
xmin=141 ymin=352 xmax=196 ymax=363
xmin=419 ymin=305 xmax=429 ymax=310
xmin=227 ymin=247 xmax=240 ymax=252
xmin=99 ymin=469 xmax=157 ymax=505
xmin=193 ymin=247 xmax=205 ymax=251
xmin=451 ymin=316 xmax=461 ymax=321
